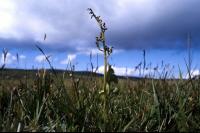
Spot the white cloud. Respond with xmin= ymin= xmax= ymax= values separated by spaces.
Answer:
xmin=185 ymin=69 xmax=200 ymax=79
xmin=96 ymin=65 xmax=143 ymax=76
xmin=60 ymin=54 xmax=76 ymax=65
xmin=0 ymin=0 xmax=18 ymax=39
xmin=79 ymin=48 xmax=103 ymax=56
xmin=0 ymin=52 xmax=26 ymax=65
xmin=19 ymin=55 xmax=26 ymax=59
xmin=35 ymin=55 xmax=46 ymax=63
xmin=0 ymin=52 xmax=17 ymax=65
xmin=95 ymin=65 xmax=161 ymax=77
xmin=111 ymin=66 xmax=135 ymax=76
xmin=0 ymin=0 xmax=60 ymax=42
xmin=76 ymin=46 xmax=124 ymax=58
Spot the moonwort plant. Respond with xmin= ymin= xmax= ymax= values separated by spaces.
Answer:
xmin=88 ymin=8 xmax=116 ymax=129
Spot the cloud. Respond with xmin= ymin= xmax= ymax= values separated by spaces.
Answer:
xmin=0 ymin=51 xmax=26 ymax=65
xmin=97 ymin=66 xmax=131 ymax=76
xmin=60 ymin=54 xmax=77 ymax=65
xmin=19 ymin=55 xmax=26 ymax=59
xmin=108 ymin=1 xmax=200 ymax=50
xmin=0 ymin=52 xmax=17 ymax=65
xmin=35 ymin=55 xmax=46 ymax=63
xmin=78 ymin=48 xmax=103 ymax=56
xmin=1 ymin=0 xmax=200 ymax=52
xmin=185 ymin=69 xmax=200 ymax=79
xmin=96 ymin=65 xmax=156 ymax=77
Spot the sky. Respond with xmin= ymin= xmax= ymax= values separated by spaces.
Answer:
xmin=1 ymin=0 xmax=200 ymax=78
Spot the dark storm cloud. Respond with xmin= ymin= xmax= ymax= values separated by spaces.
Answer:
xmin=106 ymin=0 xmax=200 ymax=50
xmin=0 ymin=38 xmax=77 ymax=53
xmin=1 ymin=0 xmax=200 ymax=52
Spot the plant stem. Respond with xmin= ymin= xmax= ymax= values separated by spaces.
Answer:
xmin=103 ymin=37 xmax=108 ymax=126
xmin=103 ymin=35 xmax=107 ymax=95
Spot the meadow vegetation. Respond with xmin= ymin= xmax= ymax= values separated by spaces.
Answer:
xmin=0 ymin=9 xmax=200 ymax=132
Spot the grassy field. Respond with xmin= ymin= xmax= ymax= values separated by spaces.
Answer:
xmin=0 ymin=67 xmax=200 ymax=132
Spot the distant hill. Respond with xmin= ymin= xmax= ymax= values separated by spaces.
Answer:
xmin=0 ymin=68 xmax=142 ymax=80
